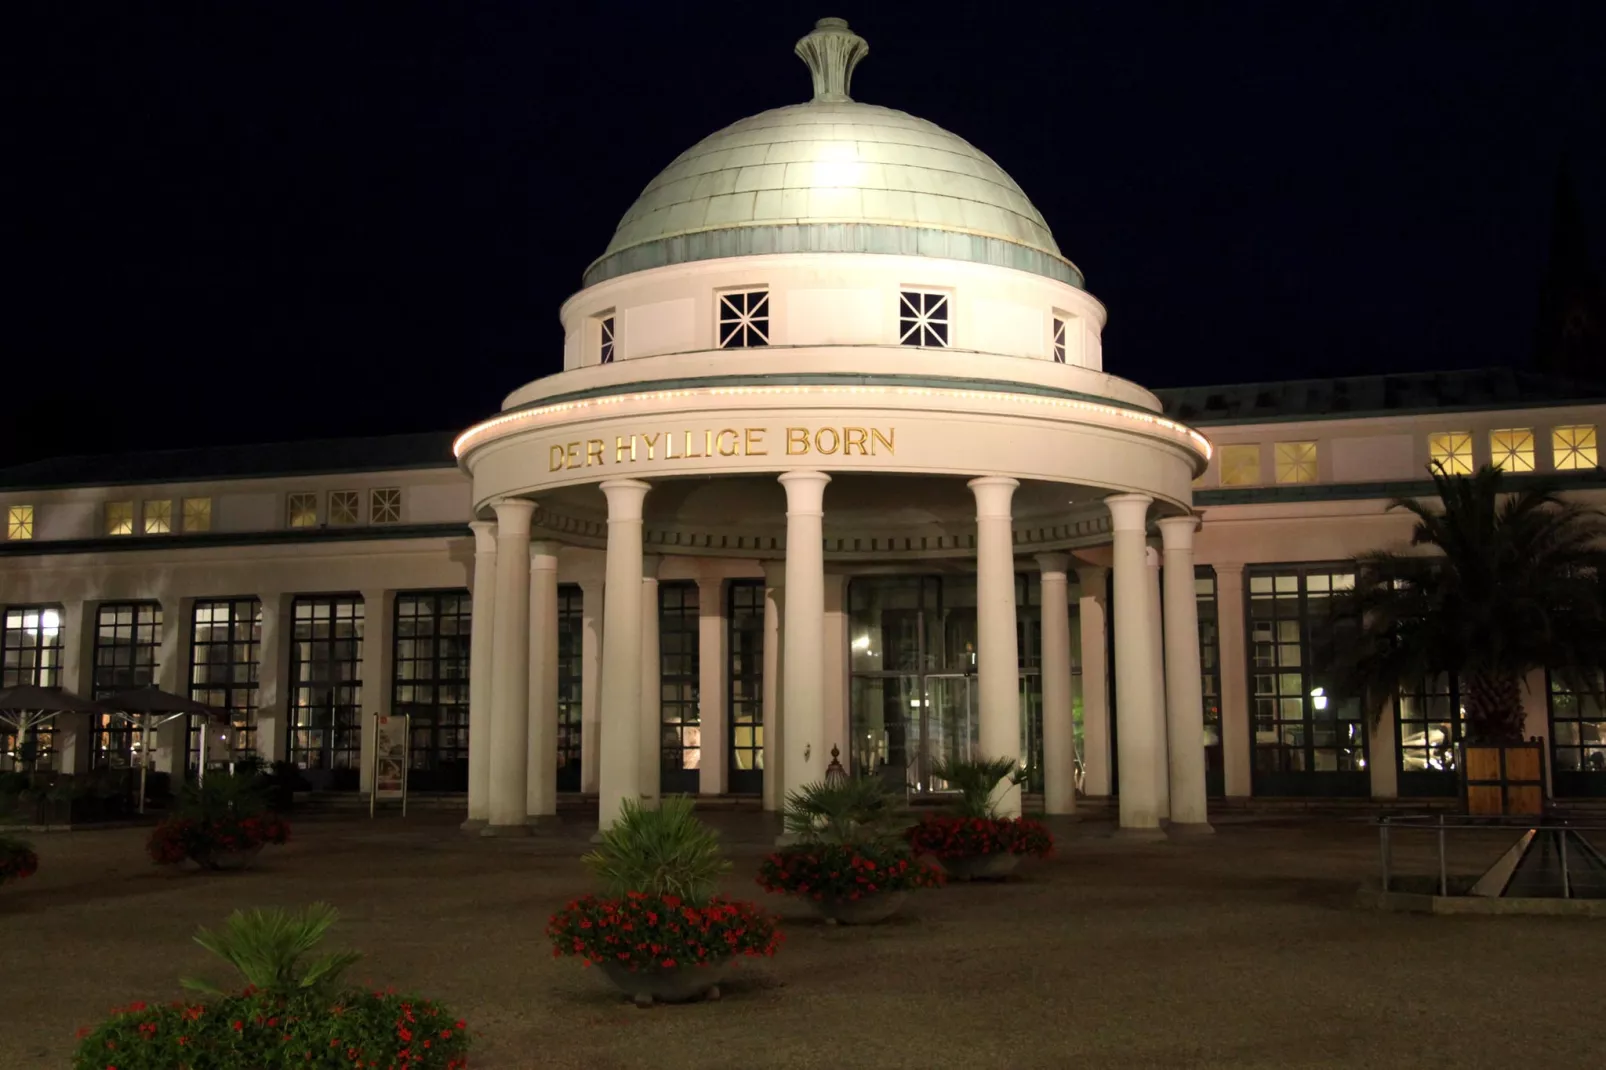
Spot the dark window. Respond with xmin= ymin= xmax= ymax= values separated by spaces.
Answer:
xmin=1052 ymin=317 xmax=1067 ymax=363
xmin=189 ymin=598 xmax=262 ymax=759
xmin=727 ymin=580 xmax=764 ymax=794
xmin=1247 ymin=566 xmax=1367 ymax=796
xmin=557 ymin=584 xmax=584 ymax=791
xmin=91 ymin=601 xmax=162 ymax=767
xmin=1196 ymin=568 xmax=1223 ymax=794
xmin=288 ymin=595 xmax=364 ymax=788
xmin=393 ymin=591 xmax=470 ymax=791
xmin=599 ymin=315 xmax=615 ymax=364
xmin=1548 ymin=671 xmax=1606 ymax=796
xmin=718 ymin=291 xmax=770 ymax=348
xmin=659 ymin=581 xmax=700 ymax=791
xmin=2 ymin=604 xmax=65 ymax=767
xmin=898 ymin=291 xmax=949 ymax=348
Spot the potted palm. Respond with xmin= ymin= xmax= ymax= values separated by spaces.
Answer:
xmin=904 ymin=757 xmax=1054 ymax=879
xmin=547 ymin=796 xmax=782 ymax=1006
xmin=147 ymin=772 xmax=290 ymax=870
xmin=1339 ymin=464 xmax=1606 ymax=815
xmin=757 ymin=777 xmax=943 ymax=924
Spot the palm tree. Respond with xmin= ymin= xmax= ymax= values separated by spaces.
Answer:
xmin=1340 ymin=463 xmax=1606 ymax=744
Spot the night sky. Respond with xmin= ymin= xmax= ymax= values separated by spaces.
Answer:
xmin=11 ymin=1 xmax=1604 ymax=468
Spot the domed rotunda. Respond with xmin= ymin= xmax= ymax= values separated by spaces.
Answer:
xmin=455 ymin=18 xmax=1213 ymax=838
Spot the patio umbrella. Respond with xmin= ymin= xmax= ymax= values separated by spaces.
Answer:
xmin=96 ymin=686 xmax=229 ymax=813
xmin=0 ymin=685 xmax=102 ymax=772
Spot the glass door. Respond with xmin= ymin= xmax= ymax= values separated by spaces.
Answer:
xmin=923 ymin=674 xmax=977 ymax=792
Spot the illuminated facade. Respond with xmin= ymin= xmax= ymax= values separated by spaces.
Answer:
xmin=5 ymin=21 xmax=1606 ymax=823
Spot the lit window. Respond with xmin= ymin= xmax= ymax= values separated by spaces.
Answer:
xmin=1274 ymin=441 xmax=1318 ymax=484
xmin=182 ymin=497 xmax=212 ymax=532
xmin=287 ymin=493 xmax=318 ymax=528
xmin=1219 ymin=444 xmax=1262 ymax=486
xmin=1429 ymin=432 xmax=1473 ymax=475
xmin=1552 ymin=425 xmax=1598 ymax=471
xmin=371 ymin=487 xmax=402 ymax=524
xmin=599 ymin=315 xmax=615 ymax=364
xmin=143 ymin=500 xmax=172 ymax=535
xmin=6 ymin=505 xmax=33 ymax=540
xmin=718 ymin=291 xmax=770 ymax=348
xmin=329 ymin=490 xmax=361 ymax=525
xmin=105 ymin=501 xmax=134 ymax=536
xmin=1490 ymin=428 xmax=1535 ymax=472
xmin=1052 ymin=317 xmax=1067 ymax=364
xmin=898 ymin=291 xmax=949 ymax=348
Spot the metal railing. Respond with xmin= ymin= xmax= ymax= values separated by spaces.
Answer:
xmin=1377 ymin=813 xmax=1606 ymax=898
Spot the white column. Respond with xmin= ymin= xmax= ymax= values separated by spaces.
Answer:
xmin=484 ymin=499 xmax=534 ymax=835
xmin=598 ymin=480 xmax=649 ymax=828
xmin=779 ymin=471 xmax=829 ymax=809
xmin=1074 ymin=562 xmax=1112 ymax=797
xmin=1107 ymin=494 xmax=1163 ymax=835
xmin=1522 ymin=668 xmax=1552 ymax=798
xmin=1158 ymin=517 xmax=1212 ymax=831
xmin=639 ymin=556 xmax=662 ymax=805
xmin=761 ymin=562 xmax=786 ymax=812
xmin=579 ymin=580 xmax=603 ymax=794
xmin=1369 ymin=696 xmax=1399 ymax=799
xmin=1146 ymin=546 xmax=1170 ymax=820
xmin=970 ymin=476 xmax=1022 ymax=818
xmin=52 ymin=600 xmax=93 ymax=775
xmin=526 ymin=540 xmax=560 ymax=821
xmin=152 ymin=596 xmax=193 ymax=782
xmin=358 ymin=588 xmax=395 ymax=796
xmin=1036 ymin=554 xmax=1075 ymax=815
xmin=1214 ymin=565 xmax=1251 ymax=797
xmin=254 ymin=593 xmax=292 ymax=764
xmin=697 ymin=576 xmax=727 ymax=796
xmin=464 ymin=520 xmax=498 ymax=827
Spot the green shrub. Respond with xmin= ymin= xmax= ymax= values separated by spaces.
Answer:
xmin=930 ymin=756 xmax=1023 ymax=819
xmin=182 ymin=903 xmax=361 ymax=997
xmin=781 ymin=777 xmax=905 ymax=847
xmin=581 ymin=796 xmax=730 ymax=903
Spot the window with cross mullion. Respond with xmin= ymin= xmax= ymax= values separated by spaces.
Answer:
xmin=392 ymin=590 xmax=470 ymax=791
xmin=288 ymin=596 xmax=365 ymax=787
xmin=2 ymin=605 xmax=65 ymax=769
xmin=189 ymin=598 xmax=262 ymax=762
xmin=556 ymin=585 xmax=584 ymax=791
xmin=659 ymin=582 xmax=701 ymax=791
xmin=92 ymin=601 xmax=163 ymax=767
xmin=718 ymin=291 xmax=770 ymax=348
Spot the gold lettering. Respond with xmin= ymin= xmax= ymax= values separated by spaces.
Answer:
xmin=565 ymin=442 xmax=582 ymax=469
xmin=815 ymin=427 xmax=841 ymax=455
xmin=872 ymin=427 xmax=895 ymax=455
xmin=705 ymin=430 xmax=714 ymax=457
xmin=745 ymin=428 xmax=767 ymax=456
xmin=844 ymin=427 xmax=869 ymax=455
xmin=549 ymin=445 xmax=565 ymax=472
xmin=666 ymin=430 xmax=682 ymax=459
xmin=684 ymin=430 xmax=703 ymax=458
xmin=642 ymin=432 xmax=659 ymax=460
xmin=716 ymin=429 xmax=739 ymax=456
xmin=786 ymin=427 xmax=810 ymax=455
xmin=586 ymin=439 xmax=604 ymax=466
xmin=615 ymin=435 xmax=636 ymax=463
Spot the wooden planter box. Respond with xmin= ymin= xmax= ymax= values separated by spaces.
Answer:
xmin=1461 ymin=742 xmax=1546 ymax=817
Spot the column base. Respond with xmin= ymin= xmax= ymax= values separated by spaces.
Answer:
xmin=1167 ymin=821 xmax=1216 ymax=837
xmin=1109 ymin=825 xmax=1168 ymax=843
xmin=459 ymin=818 xmax=488 ymax=833
xmin=479 ymin=822 xmax=533 ymax=838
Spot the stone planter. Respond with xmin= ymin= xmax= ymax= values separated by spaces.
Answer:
xmin=1463 ymin=742 xmax=1545 ymax=816
xmin=188 ymin=844 xmax=265 ymax=871
xmin=939 ymin=851 xmax=1019 ymax=881
xmin=810 ymin=889 xmax=908 ymax=925
xmin=599 ymin=960 xmax=729 ymax=1007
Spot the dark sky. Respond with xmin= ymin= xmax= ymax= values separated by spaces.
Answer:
xmin=11 ymin=1 xmax=1605 ymax=468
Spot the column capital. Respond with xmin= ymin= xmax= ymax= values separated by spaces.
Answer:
xmin=1034 ymin=552 xmax=1071 ymax=576
xmin=599 ymin=479 xmax=652 ymax=522
xmin=469 ymin=518 xmax=498 ymax=555
xmin=1104 ymin=492 xmax=1153 ymax=532
xmin=529 ymin=540 xmax=561 ymax=568
xmin=778 ymin=470 xmax=831 ymax=514
xmin=1072 ymin=559 xmax=1108 ymax=590
xmin=968 ymin=475 xmax=1020 ymax=517
xmin=1212 ymin=562 xmax=1246 ymax=580
xmin=762 ymin=560 xmax=787 ymax=588
xmin=641 ymin=554 xmax=662 ymax=580
xmin=1157 ymin=514 xmax=1200 ymax=549
xmin=1144 ymin=544 xmax=1162 ymax=568
xmin=490 ymin=498 xmax=536 ymax=536
xmin=695 ymin=573 xmax=724 ymax=596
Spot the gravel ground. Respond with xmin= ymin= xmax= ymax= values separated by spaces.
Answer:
xmin=1 ymin=812 xmax=1599 ymax=1070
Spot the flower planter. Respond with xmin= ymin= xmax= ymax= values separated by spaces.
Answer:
xmin=599 ymin=960 xmax=730 ymax=1007
xmin=188 ymin=843 xmax=265 ymax=871
xmin=810 ymin=889 xmax=908 ymax=925
xmin=939 ymin=851 xmax=1020 ymax=881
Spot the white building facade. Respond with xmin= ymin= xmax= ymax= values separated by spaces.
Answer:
xmin=5 ymin=21 xmax=1606 ymax=828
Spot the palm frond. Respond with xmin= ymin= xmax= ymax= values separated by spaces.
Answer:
xmin=581 ymin=796 xmax=731 ymax=903
xmin=782 ymin=777 xmax=904 ymax=846
xmin=929 ymin=756 xmax=1021 ymax=819
xmin=181 ymin=902 xmax=361 ymax=996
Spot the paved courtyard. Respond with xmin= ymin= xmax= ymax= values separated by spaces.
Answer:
xmin=2 ymin=811 xmax=1600 ymax=1070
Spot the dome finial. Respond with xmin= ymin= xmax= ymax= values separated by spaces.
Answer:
xmin=795 ymin=17 xmax=869 ymax=103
